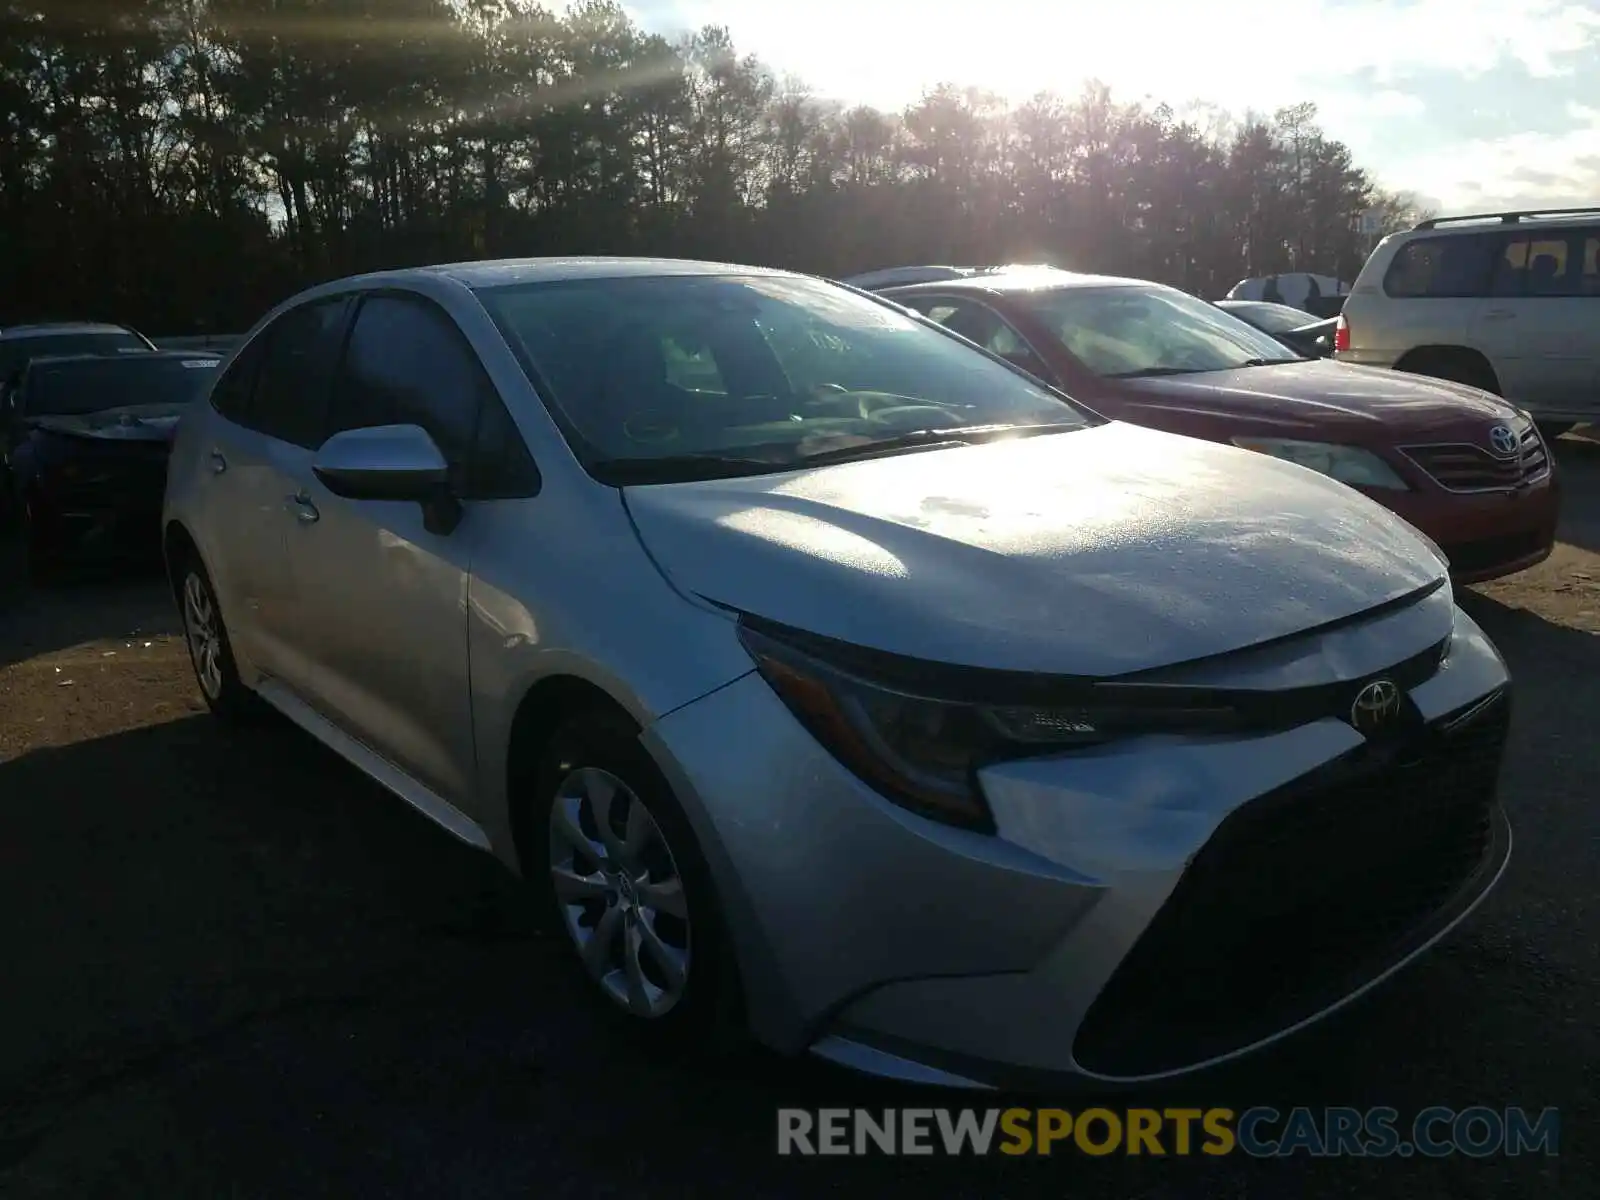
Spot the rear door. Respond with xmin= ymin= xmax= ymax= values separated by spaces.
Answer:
xmin=197 ymin=296 xmax=353 ymax=681
xmin=1474 ymin=226 xmax=1600 ymax=416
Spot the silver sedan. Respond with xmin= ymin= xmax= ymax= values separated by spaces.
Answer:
xmin=161 ymin=257 xmax=1513 ymax=1088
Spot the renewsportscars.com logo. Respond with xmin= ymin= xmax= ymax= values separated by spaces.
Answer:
xmin=777 ymin=1106 xmax=1561 ymax=1158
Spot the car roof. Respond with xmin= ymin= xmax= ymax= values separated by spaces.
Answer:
xmin=1407 ymin=206 xmax=1600 ymax=235
xmin=843 ymin=266 xmax=981 ymax=288
xmin=338 ymin=256 xmax=798 ymax=292
xmin=0 ymin=322 xmax=141 ymax=340
xmin=881 ymin=268 xmax=1155 ymax=296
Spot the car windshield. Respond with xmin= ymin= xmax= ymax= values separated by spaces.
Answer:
xmin=1224 ymin=302 xmax=1318 ymax=335
xmin=1015 ymin=285 xmax=1305 ymax=377
xmin=475 ymin=273 xmax=1092 ymax=480
xmin=22 ymin=356 xmax=218 ymax=416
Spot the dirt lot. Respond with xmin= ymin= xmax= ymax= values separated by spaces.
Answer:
xmin=1 ymin=439 xmax=1597 ymax=1198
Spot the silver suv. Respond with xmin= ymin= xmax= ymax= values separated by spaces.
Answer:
xmin=1337 ymin=206 xmax=1600 ymax=436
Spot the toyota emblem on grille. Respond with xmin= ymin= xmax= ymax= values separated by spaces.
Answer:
xmin=1350 ymin=678 xmax=1403 ymax=734
xmin=1488 ymin=424 xmax=1519 ymax=457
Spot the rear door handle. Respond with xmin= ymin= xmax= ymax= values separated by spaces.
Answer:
xmin=287 ymin=491 xmax=320 ymax=524
xmin=1483 ymin=308 xmax=1517 ymax=320
xmin=210 ymin=450 xmax=228 ymax=474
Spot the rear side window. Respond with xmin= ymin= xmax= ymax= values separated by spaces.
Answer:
xmin=209 ymin=337 xmax=267 ymax=425
xmin=326 ymin=293 xmax=538 ymax=499
xmin=1382 ymin=234 xmax=1499 ymax=298
xmin=1489 ymin=227 xmax=1600 ymax=297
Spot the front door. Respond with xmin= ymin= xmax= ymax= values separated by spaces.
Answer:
xmin=280 ymin=291 xmax=494 ymax=809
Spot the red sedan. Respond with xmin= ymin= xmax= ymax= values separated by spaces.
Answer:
xmin=877 ymin=270 xmax=1559 ymax=583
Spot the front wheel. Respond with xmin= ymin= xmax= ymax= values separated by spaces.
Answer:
xmin=534 ymin=712 xmax=737 ymax=1046
xmin=175 ymin=554 xmax=257 ymax=722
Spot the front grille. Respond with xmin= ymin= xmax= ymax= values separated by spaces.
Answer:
xmin=1439 ymin=529 xmax=1549 ymax=576
xmin=1073 ymin=689 xmax=1511 ymax=1078
xmin=1402 ymin=426 xmax=1548 ymax=492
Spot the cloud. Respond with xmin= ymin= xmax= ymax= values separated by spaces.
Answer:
xmin=1396 ymin=123 xmax=1600 ymax=213
xmin=627 ymin=0 xmax=1600 ymax=104
xmin=1345 ymin=90 xmax=1428 ymax=119
xmin=625 ymin=0 xmax=1600 ymax=210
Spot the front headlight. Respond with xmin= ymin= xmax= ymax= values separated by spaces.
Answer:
xmin=1231 ymin=437 xmax=1409 ymax=491
xmin=736 ymin=620 xmax=1237 ymax=832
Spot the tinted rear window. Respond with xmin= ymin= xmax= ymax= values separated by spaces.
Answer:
xmin=23 ymin=357 xmax=218 ymax=416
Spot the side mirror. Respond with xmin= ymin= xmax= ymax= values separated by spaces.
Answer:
xmin=313 ymin=424 xmax=463 ymax=535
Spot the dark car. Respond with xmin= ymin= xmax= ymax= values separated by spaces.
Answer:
xmin=876 ymin=269 xmax=1558 ymax=583
xmin=1214 ymin=300 xmax=1335 ymax=358
xmin=6 ymin=350 xmax=219 ymax=578
xmin=0 ymin=322 xmax=155 ymax=388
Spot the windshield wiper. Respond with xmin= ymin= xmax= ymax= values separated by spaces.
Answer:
xmin=792 ymin=422 xmax=1082 ymax=466
xmin=1237 ymin=356 xmax=1305 ymax=367
xmin=588 ymin=452 xmax=790 ymax=485
xmin=1105 ymin=366 xmax=1208 ymax=379
xmin=589 ymin=422 xmax=1085 ymax=483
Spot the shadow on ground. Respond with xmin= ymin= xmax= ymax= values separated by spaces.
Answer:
xmin=1552 ymin=432 xmax=1600 ymax=554
xmin=0 ymin=540 xmax=177 ymax=672
xmin=1 ymin=602 xmax=1593 ymax=1196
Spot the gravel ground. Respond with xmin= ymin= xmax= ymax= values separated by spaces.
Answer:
xmin=1 ymin=437 xmax=1596 ymax=1198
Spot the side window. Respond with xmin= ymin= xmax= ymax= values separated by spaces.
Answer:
xmin=1382 ymin=234 xmax=1498 ymax=298
xmin=250 ymin=296 xmax=352 ymax=447
xmin=1525 ymin=237 xmax=1569 ymax=294
xmin=208 ymin=336 xmax=267 ymax=425
xmin=471 ymin=387 xmax=542 ymax=498
xmin=327 ymin=293 xmax=537 ymax=499
xmin=921 ymin=298 xmax=1005 ymax=346
xmin=1583 ymin=232 xmax=1600 ymax=295
xmin=919 ymin=298 xmax=1053 ymax=380
xmin=1492 ymin=231 xmax=1595 ymax=297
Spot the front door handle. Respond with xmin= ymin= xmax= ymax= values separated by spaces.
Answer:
xmin=1483 ymin=308 xmax=1517 ymax=321
xmin=210 ymin=450 xmax=228 ymax=474
xmin=287 ymin=491 xmax=320 ymax=524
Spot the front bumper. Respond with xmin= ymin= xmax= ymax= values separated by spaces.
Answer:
xmin=30 ymin=472 xmax=167 ymax=558
xmin=1364 ymin=476 xmax=1559 ymax=584
xmin=644 ymin=604 xmax=1512 ymax=1088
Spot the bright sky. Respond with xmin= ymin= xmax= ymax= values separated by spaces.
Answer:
xmin=625 ymin=0 xmax=1600 ymax=216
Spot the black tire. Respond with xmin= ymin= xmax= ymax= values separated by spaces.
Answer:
xmin=171 ymin=550 xmax=259 ymax=723
xmin=532 ymin=709 xmax=741 ymax=1050
xmin=1402 ymin=352 xmax=1499 ymax=394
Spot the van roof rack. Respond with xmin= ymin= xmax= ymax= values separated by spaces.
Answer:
xmin=1414 ymin=206 xmax=1600 ymax=230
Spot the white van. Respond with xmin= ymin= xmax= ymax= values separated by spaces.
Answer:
xmin=1337 ymin=207 xmax=1600 ymax=435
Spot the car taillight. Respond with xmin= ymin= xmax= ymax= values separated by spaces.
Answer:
xmin=1334 ymin=313 xmax=1351 ymax=353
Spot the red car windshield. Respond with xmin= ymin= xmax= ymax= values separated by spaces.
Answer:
xmin=1016 ymin=286 xmax=1303 ymax=378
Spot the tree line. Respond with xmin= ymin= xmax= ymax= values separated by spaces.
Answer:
xmin=0 ymin=0 xmax=1432 ymax=333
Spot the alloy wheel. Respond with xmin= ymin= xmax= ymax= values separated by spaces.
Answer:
xmin=182 ymin=570 xmax=224 ymax=701
xmin=548 ymin=766 xmax=692 ymax=1018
